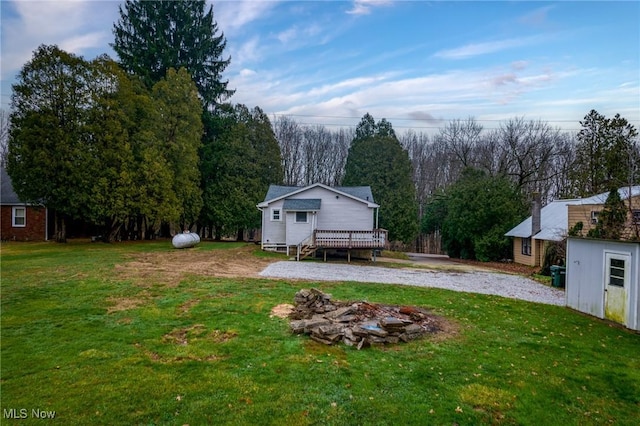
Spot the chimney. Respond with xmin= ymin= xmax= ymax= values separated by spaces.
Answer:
xmin=531 ymin=192 xmax=541 ymax=236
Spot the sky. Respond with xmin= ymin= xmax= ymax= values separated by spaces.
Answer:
xmin=1 ymin=0 xmax=639 ymax=134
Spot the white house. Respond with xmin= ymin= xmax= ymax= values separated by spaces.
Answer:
xmin=257 ymin=183 xmax=386 ymax=260
xmin=566 ymin=238 xmax=640 ymax=331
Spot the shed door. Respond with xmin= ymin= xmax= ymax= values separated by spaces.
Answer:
xmin=604 ymin=252 xmax=630 ymax=325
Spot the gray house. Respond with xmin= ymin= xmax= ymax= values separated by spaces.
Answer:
xmin=257 ymin=183 xmax=386 ymax=260
xmin=566 ymin=238 xmax=640 ymax=331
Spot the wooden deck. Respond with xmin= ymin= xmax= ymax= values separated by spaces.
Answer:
xmin=314 ymin=229 xmax=387 ymax=249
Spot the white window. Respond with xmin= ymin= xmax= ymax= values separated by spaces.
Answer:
xmin=271 ymin=208 xmax=281 ymax=221
xmin=521 ymin=237 xmax=531 ymax=256
xmin=12 ymin=207 xmax=26 ymax=227
xmin=591 ymin=210 xmax=600 ymax=225
xmin=295 ymin=211 xmax=308 ymax=223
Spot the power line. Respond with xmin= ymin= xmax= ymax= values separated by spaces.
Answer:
xmin=270 ymin=112 xmax=600 ymax=124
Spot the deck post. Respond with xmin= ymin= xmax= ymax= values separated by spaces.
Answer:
xmin=348 ymin=249 xmax=351 ymax=263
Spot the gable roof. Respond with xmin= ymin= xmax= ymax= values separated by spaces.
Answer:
xmin=282 ymin=199 xmax=321 ymax=211
xmin=505 ymin=186 xmax=640 ymax=241
xmin=258 ymin=183 xmax=378 ymax=208
xmin=1 ymin=166 xmax=23 ymax=205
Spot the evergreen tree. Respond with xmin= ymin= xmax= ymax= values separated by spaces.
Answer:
xmin=343 ymin=114 xmax=418 ymax=243
xmin=569 ymin=110 xmax=638 ymax=196
xmin=7 ymin=45 xmax=94 ymax=242
xmin=425 ymin=168 xmax=527 ymax=261
xmin=199 ymin=104 xmax=283 ymax=239
xmin=588 ymin=189 xmax=627 ymax=240
xmin=151 ymin=68 xmax=204 ymax=229
xmin=112 ymin=0 xmax=233 ymax=109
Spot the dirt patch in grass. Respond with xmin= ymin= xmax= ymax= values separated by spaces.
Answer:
xmin=107 ymin=290 xmax=153 ymax=313
xmin=114 ymin=244 xmax=277 ymax=285
xmin=270 ymin=303 xmax=295 ymax=319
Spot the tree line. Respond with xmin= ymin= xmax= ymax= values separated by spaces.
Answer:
xmin=4 ymin=0 xmax=638 ymax=259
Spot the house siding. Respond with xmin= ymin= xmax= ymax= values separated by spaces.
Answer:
xmin=288 ymin=186 xmax=373 ymax=231
xmin=568 ymin=195 xmax=640 ymax=238
xmin=285 ymin=211 xmax=315 ymax=246
xmin=260 ymin=185 xmax=376 ymax=247
xmin=261 ymin=200 xmax=286 ymax=246
xmin=512 ymin=237 xmax=546 ymax=267
xmin=512 ymin=237 xmax=535 ymax=266
xmin=0 ymin=205 xmax=47 ymax=241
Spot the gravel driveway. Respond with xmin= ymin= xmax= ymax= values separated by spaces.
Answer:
xmin=260 ymin=261 xmax=565 ymax=306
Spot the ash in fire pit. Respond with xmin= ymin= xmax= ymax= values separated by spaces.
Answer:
xmin=288 ymin=288 xmax=445 ymax=349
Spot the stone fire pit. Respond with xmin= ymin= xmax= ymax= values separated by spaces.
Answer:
xmin=288 ymin=288 xmax=445 ymax=349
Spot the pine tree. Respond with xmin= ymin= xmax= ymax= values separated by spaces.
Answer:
xmin=112 ymin=0 xmax=233 ymax=109
xmin=569 ymin=110 xmax=638 ymax=196
xmin=588 ymin=189 xmax=627 ymax=240
xmin=343 ymin=114 xmax=418 ymax=243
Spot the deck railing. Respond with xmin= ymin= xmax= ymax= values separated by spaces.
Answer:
xmin=314 ymin=229 xmax=387 ymax=249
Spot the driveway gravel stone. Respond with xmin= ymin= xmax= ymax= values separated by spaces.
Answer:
xmin=260 ymin=261 xmax=565 ymax=306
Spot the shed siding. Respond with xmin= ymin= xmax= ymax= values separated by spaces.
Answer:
xmin=566 ymin=238 xmax=640 ymax=331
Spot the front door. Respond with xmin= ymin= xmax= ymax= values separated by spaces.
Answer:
xmin=604 ymin=252 xmax=630 ymax=325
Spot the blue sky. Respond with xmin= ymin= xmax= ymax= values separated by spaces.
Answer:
xmin=1 ymin=0 xmax=639 ymax=134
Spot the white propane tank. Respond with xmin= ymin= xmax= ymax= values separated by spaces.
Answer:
xmin=172 ymin=232 xmax=200 ymax=249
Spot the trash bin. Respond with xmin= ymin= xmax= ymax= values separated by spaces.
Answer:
xmin=550 ymin=265 xmax=566 ymax=288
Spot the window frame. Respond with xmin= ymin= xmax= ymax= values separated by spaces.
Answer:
xmin=632 ymin=209 xmax=640 ymax=225
xmin=591 ymin=210 xmax=600 ymax=225
xmin=270 ymin=208 xmax=281 ymax=222
xmin=12 ymin=206 xmax=26 ymax=227
xmin=295 ymin=211 xmax=308 ymax=223
xmin=608 ymin=257 xmax=625 ymax=287
xmin=521 ymin=237 xmax=532 ymax=256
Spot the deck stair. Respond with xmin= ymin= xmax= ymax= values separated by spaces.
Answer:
xmin=294 ymin=229 xmax=387 ymax=262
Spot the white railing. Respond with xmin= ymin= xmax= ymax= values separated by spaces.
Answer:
xmin=314 ymin=229 xmax=387 ymax=249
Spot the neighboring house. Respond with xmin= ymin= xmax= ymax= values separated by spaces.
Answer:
xmin=505 ymin=195 xmax=586 ymax=267
xmin=257 ymin=183 xmax=386 ymax=260
xmin=1 ymin=166 xmax=49 ymax=241
xmin=566 ymin=186 xmax=640 ymax=239
xmin=566 ymin=238 xmax=639 ymax=331
xmin=505 ymin=186 xmax=640 ymax=267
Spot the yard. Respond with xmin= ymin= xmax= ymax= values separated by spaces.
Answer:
xmin=1 ymin=241 xmax=639 ymax=425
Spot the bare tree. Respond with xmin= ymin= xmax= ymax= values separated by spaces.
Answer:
xmin=273 ymin=115 xmax=303 ymax=185
xmin=0 ymin=109 xmax=9 ymax=168
xmin=497 ymin=117 xmax=563 ymax=202
xmin=437 ymin=117 xmax=483 ymax=168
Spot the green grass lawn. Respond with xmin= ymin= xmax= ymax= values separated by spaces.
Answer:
xmin=1 ymin=241 xmax=639 ymax=425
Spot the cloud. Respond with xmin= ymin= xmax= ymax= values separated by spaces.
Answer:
xmin=518 ymin=5 xmax=556 ymax=27
xmin=407 ymin=111 xmax=443 ymax=124
xmin=233 ymin=37 xmax=262 ymax=66
xmin=346 ymin=0 xmax=394 ymax=16
xmin=214 ymin=0 xmax=280 ymax=35
xmin=511 ymin=60 xmax=528 ymax=71
xmin=1 ymin=0 xmax=117 ymax=81
xmin=492 ymin=73 xmax=518 ymax=87
xmin=433 ymin=35 xmax=544 ymax=60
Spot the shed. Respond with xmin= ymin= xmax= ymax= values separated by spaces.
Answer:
xmin=566 ymin=237 xmax=640 ymax=331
